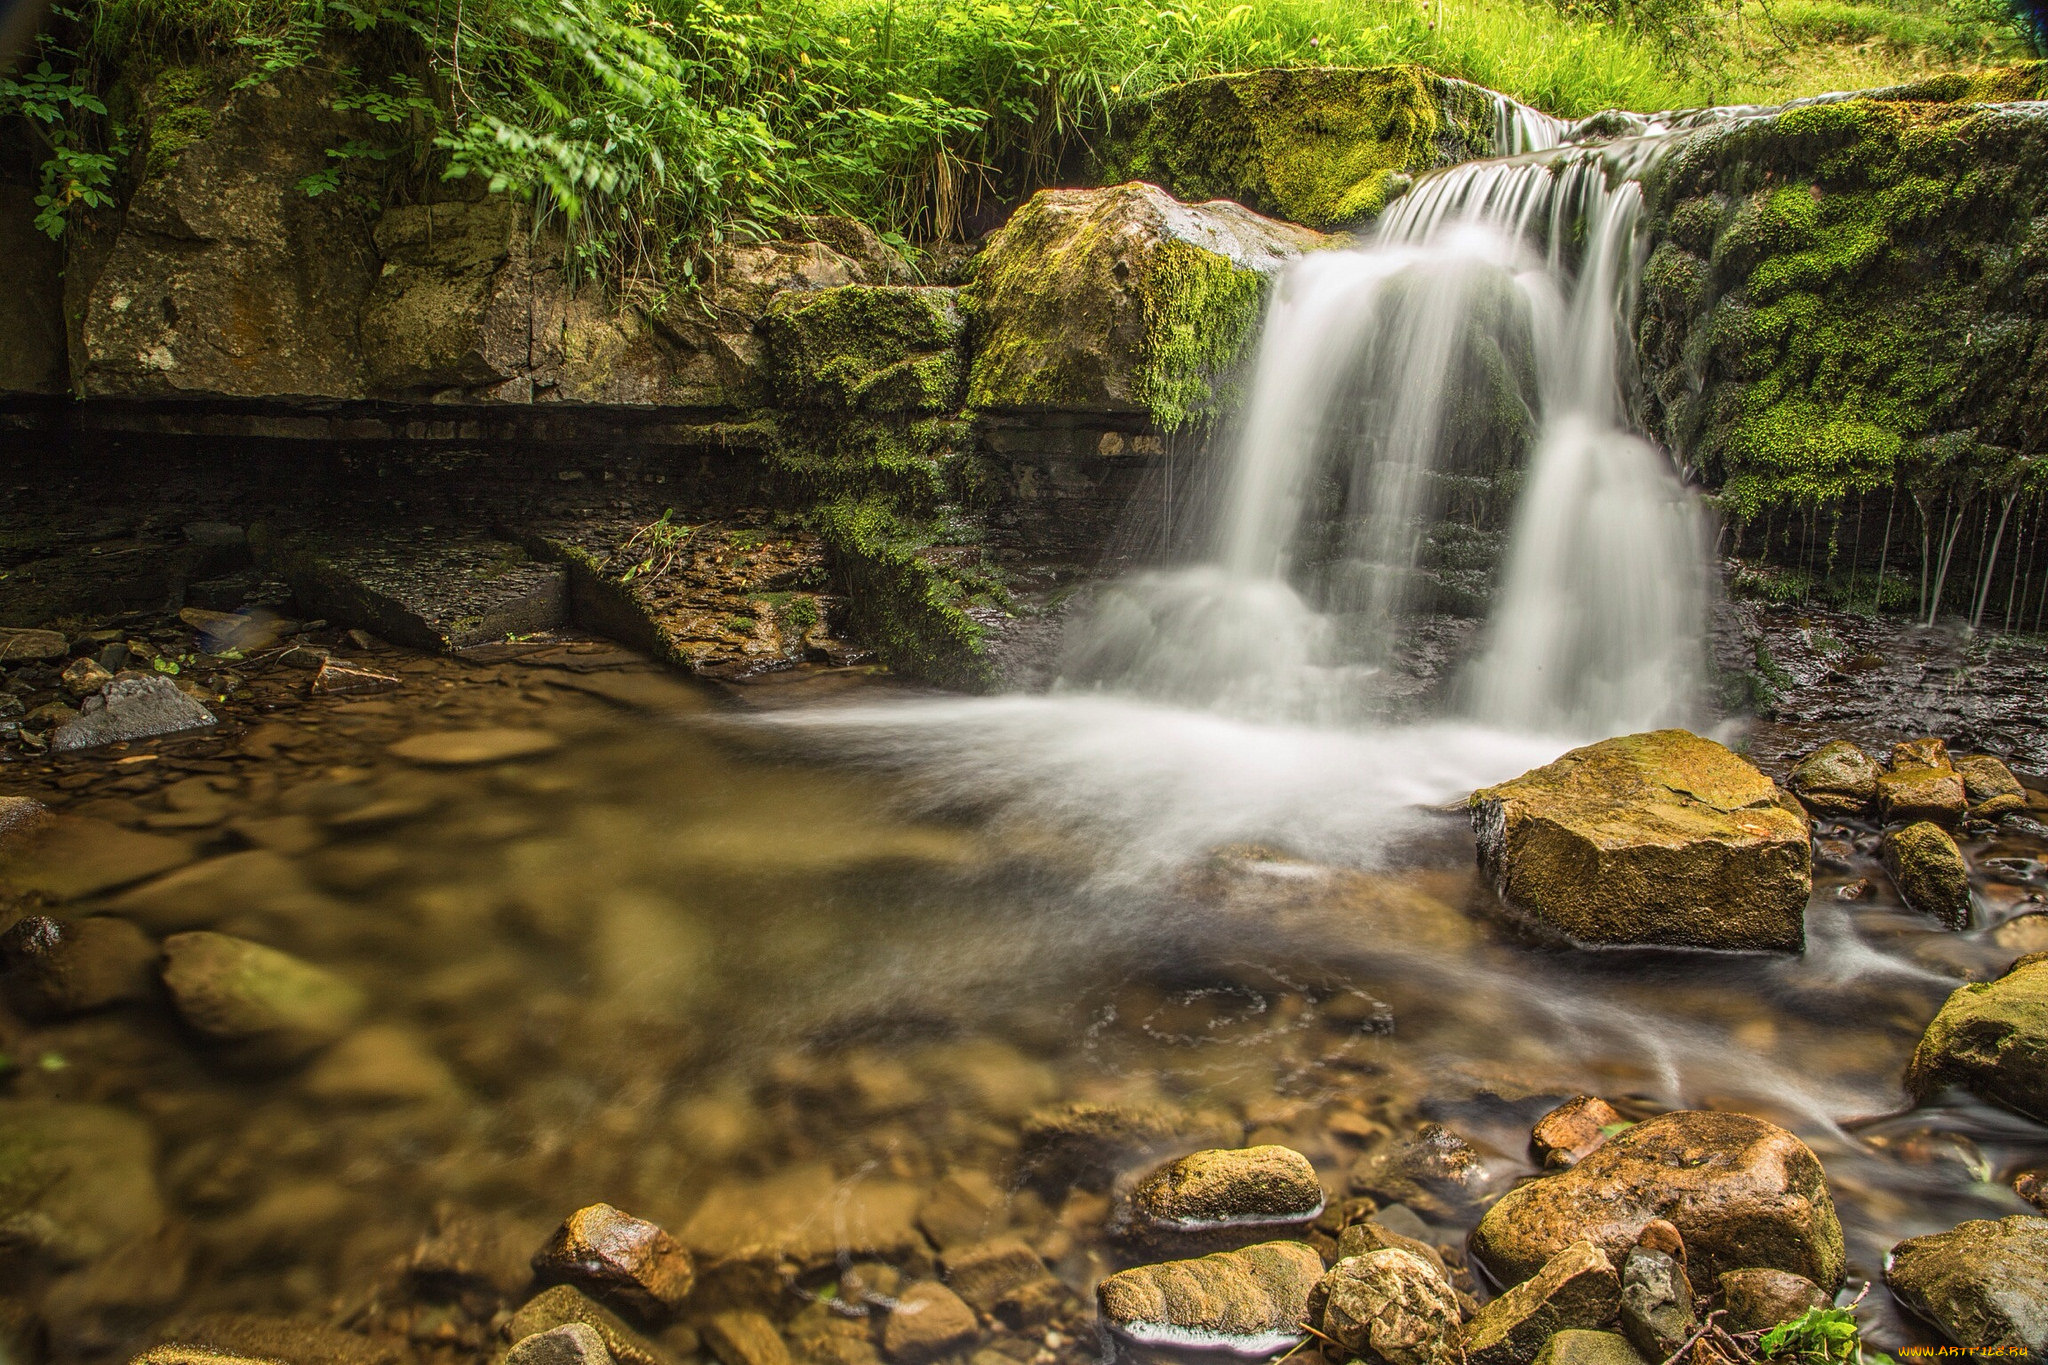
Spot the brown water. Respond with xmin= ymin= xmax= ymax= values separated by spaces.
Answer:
xmin=2 ymin=632 xmax=2045 ymax=1361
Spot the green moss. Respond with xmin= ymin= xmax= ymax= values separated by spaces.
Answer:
xmin=816 ymin=496 xmax=996 ymax=690
xmin=144 ymin=64 xmax=219 ymax=179
xmin=1095 ymin=65 xmax=1497 ymax=230
xmin=761 ymin=285 xmax=965 ymax=412
xmin=1642 ymin=93 xmax=2048 ymax=524
xmin=1134 ymin=240 xmax=1269 ymax=431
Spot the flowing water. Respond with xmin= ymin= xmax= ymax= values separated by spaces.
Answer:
xmin=4 ymin=108 xmax=2047 ymax=1364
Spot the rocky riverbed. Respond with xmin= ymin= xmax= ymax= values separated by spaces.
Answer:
xmin=1 ymin=602 xmax=2045 ymax=1365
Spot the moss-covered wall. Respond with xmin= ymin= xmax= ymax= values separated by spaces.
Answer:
xmin=1638 ymin=91 xmax=2048 ymax=527
xmin=1093 ymin=65 xmax=1498 ymax=231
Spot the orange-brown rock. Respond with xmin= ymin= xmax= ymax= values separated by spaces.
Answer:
xmin=1097 ymin=1242 xmax=1324 ymax=1352
xmin=1531 ymin=1097 xmax=1625 ymax=1170
xmin=533 ymin=1204 xmax=694 ymax=1319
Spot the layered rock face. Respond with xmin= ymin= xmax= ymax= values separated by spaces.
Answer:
xmin=1470 ymin=730 xmax=1812 ymax=951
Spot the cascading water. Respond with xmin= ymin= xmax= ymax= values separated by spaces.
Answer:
xmin=1059 ymin=121 xmax=1710 ymax=735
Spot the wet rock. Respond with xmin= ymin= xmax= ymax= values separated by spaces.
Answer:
xmin=1531 ymin=1330 xmax=1649 ymax=1365
xmin=1097 ymin=1241 xmax=1324 ymax=1356
xmin=60 ymin=656 xmax=114 ymax=698
xmin=1531 ymin=1097 xmax=1625 ymax=1170
xmin=1334 ymin=1219 xmax=1450 ymax=1283
xmin=680 ymin=1165 xmax=925 ymax=1302
xmin=2014 ymin=1169 xmax=2048 ymax=1212
xmin=1018 ymin=1100 xmax=1239 ymax=1191
xmin=51 ymin=674 xmax=217 ymax=751
xmin=112 ymin=847 xmax=315 ymax=932
xmin=390 ymin=728 xmax=562 ymax=767
xmin=941 ymin=1236 xmax=1051 ymax=1317
xmin=882 ymin=1283 xmax=978 ymax=1364
xmin=0 ymin=814 xmax=193 ymax=900
xmin=965 ymin=182 xmax=1324 ymax=425
xmin=702 ymin=1311 xmax=790 ymax=1365
xmin=507 ymin=1324 xmax=615 ymax=1365
xmin=0 ymin=1100 xmax=165 ymax=1266
xmin=1458 ymin=1241 xmax=1620 ymax=1365
xmin=0 ymin=794 xmax=49 ymax=838
xmin=1883 ymin=1215 xmax=2048 ymax=1357
xmin=1351 ymin=1124 xmax=1494 ymax=1222
xmin=1788 ymin=741 xmax=1880 ymax=816
xmin=1905 ymin=952 xmax=2048 ymax=1120
xmin=1956 ymin=754 xmax=2028 ymax=819
xmin=1617 ymin=1249 xmax=1693 ymax=1361
xmin=0 ymin=914 xmax=158 ymax=1019
xmin=42 ymin=1223 xmax=193 ymax=1356
xmin=312 ymin=658 xmax=402 ymax=695
xmin=1877 ymin=763 xmax=1967 ymax=827
xmin=508 ymin=1286 xmax=683 ymax=1365
xmin=1882 ymin=822 xmax=1972 ymax=929
xmin=138 ymin=1316 xmax=405 ymax=1365
xmin=270 ymin=531 xmax=567 ymax=652
xmin=1894 ymin=737 xmax=1952 ymax=770
xmin=1113 ymin=1145 xmax=1325 ymax=1252
xmin=1713 ymin=1268 xmax=1828 ymax=1333
xmin=160 ymin=931 xmax=368 ymax=1063
xmin=533 ymin=1203 xmax=695 ymax=1320
xmin=1310 ymin=1248 xmax=1460 ymax=1365
xmin=1470 ymin=731 xmax=1811 ymax=951
xmin=410 ymin=1205 xmax=546 ymax=1302
xmin=179 ymin=607 xmax=291 ymax=652
xmin=917 ymin=1171 xmax=1008 ymax=1249
xmin=1995 ymin=913 xmax=2048 ymax=953
xmin=24 ymin=699 xmax=79 ymax=731
xmin=0 ymin=627 xmax=68 ymax=661
xmin=302 ymin=1024 xmax=459 ymax=1103
xmin=1470 ymin=1110 xmax=1844 ymax=1290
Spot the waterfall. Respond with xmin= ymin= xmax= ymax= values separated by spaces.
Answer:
xmin=1058 ymin=121 xmax=1709 ymax=736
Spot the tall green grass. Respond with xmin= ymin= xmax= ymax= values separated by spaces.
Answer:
xmin=5 ymin=0 xmax=2033 ymax=290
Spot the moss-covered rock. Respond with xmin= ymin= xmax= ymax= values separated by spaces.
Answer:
xmin=1094 ymin=65 xmax=1498 ymax=230
xmin=1882 ymin=821 xmax=1971 ymax=929
xmin=160 ymin=930 xmax=367 ymax=1064
xmin=1470 ymin=730 xmax=1812 ymax=951
xmin=1637 ymin=80 xmax=2048 ymax=523
xmin=1788 ymin=739 xmax=1879 ymax=815
xmin=1906 ymin=952 xmax=2048 ymax=1120
xmin=1470 ymin=1111 xmax=1845 ymax=1292
xmin=965 ymin=181 xmax=1325 ymax=430
xmin=1956 ymin=753 xmax=2027 ymax=819
xmin=1883 ymin=1215 xmax=2048 ymax=1358
xmin=816 ymin=496 xmax=999 ymax=691
xmin=762 ymin=286 xmax=965 ymax=413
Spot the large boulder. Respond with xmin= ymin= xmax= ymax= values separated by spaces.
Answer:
xmin=763 ymin=286 xmax=964 ymax=412
xmin=965 ymin=181 xmax=1325 ymax=429
xmin=1095 ymin=1241 xmax=1324 ymax=1355
xmin=1883 ymin=1215 xmax=2048 ymax=1357
xmin=1093 ymin=65 xmax=1500 ymax=230
xmin=1469 ymin=730 xmax=1812 ymax=951
xmin=1469 ymin=1111 xmax=1845 ymax=1291
xmin=1905 ymin=952 xmax=2048 ymax=1120
xmin=1310 ymin=1248 xmax=1461 ymax=1365
xmin=70 ymin=61 xmax=378 ymax=398
xmin=1955 ymin=753 xmax=2028 ymax=819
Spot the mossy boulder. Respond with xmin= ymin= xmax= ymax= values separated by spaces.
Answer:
xmin=1470 ymin=1111 xmax=1846 ymax=1292
xmin=1882 ymin=821 xmax=1971 ymax=928
xmin=1787 ymin=740 xmax=1879 ymax=816
xmin=762 ymin=286 xmax=965 ymax=413
xmin=1094 ymin=65 xmax=1498 ymax=230
xmin=1113 ymin=1146 xmax=1326 ymax=1253
xmin=1637 ymin=79 xmax=2048 ymax=523
xmin=1097 ymin=1241 xmax=1325 ymax=1353
xmin=1883 ymin=1215 xmax=2048 ymax=1357
xmin=1470 ymin=730 xmax=1812 ymax=951
xmin=160 ymin=931 xmax=368 ymax=1064
xmin=1905 ymin=952 xmax=2048 ymax=1120
xmin=1456 ymin=1241 xmax=1621 ymax=1365
xmin=965 ymin=181 xmax=1325 ymax=430
xmin=1955 ymin=753 xmax=2027 ymax=819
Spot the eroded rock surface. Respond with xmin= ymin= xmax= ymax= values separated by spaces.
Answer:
xmin=1113 ymin=1145 xmax=1325 ymax=1251
xmin=1788 ymin=740 xmax=1879 ymax=815
xmin=1906 ymin=952 xmax=2048 ymax=1120
xmin=1096 ymin=1241 xmax=1324 ymax=1354
xmin=1883 ymin=1215 xmax=2048 ymax=1357
xmin=1470 ymin=730 xmax=1811 ymax=951
xmin=1311 ymin=1248 xmax=1461 ymax=1365
xmin=1456 ymin=1240 xmax=1619 ymax=1365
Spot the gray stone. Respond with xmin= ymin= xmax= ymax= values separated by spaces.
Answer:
xmin=1311 ymin=1248 xmax=1460 ymax=1365
xmin=1618 ymin=1249 xmax=1694 ymax=1360
xmin=50 ymin=674 xmax=216 ymax=751
xmin=268 ymin=531 xmax=567 ymax=652
xmin=1884 ymin=1215 xmax=2048 ymax=1357
xmin=507 ymin=1324 xmax=614 ymax=1365
xmin=1458 ymin=1240 xmax=1621 ymax=1365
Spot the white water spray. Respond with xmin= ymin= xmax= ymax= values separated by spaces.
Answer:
xmin=1061 ymin=126 xmax=1711 ymax=734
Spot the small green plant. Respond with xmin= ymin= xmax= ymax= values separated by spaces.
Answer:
xmin=612 ymin=508 xmax=696 ymax=583
xmin=1757 ymin=1306 xmax=1894 ymax=1364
